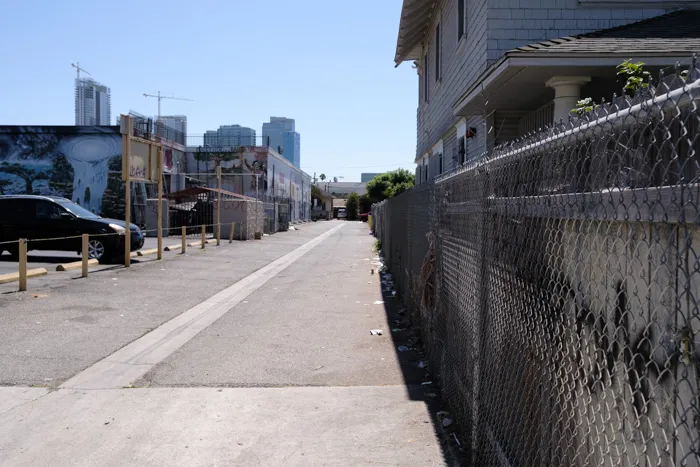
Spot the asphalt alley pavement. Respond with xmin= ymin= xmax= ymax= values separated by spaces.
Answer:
xmin=0 ymin=221 xmax=448 ymax=466
xmin=0 ymin=223 xmax=338 ymax=387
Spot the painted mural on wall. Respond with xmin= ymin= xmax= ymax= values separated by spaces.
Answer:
xmin=0 ymin=126 xmax=125 ymax=219
xmin=183 ymin=145 xmax=311 ymax=220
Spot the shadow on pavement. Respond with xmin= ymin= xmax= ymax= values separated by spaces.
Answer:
xmin=376 ymin=263 xmax=467 ymax=467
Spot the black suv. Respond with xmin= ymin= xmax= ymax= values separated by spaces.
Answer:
xmin=0 ymin=195 xmax=144 ymax=262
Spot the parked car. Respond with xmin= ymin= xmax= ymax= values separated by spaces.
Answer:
xmin=337 ymin=208 xmax=347 ymax=219
xmin=0 ymin=195 xmax=144 ymax=263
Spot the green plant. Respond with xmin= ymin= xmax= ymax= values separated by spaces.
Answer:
xmin=365 ymin=169 xmax=415 ymax=203
xmin=572 ymin=97 xmax=595 ymax=116
xmin=359 ymin=193 xmax=373 ymax=213
xmin=346 ymin=192 xmax=359 ymax=220
xmin=373 ymin=239 xmax=381 ymax=252
xmin=572 ymin=59 xmax=652 ymax=116
xmin=617 ymin=59 xmax=651 ymax=95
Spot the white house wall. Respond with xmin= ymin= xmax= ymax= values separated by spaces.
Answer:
xmin=418 ymin=0 xmax=489 ymax=162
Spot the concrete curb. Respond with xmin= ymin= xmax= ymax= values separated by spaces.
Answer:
xmin=0 ymin=268 xmax=48 ymax=284
xmin=186 ymin=239 xmax=215 ymax=248
xmin=56 ymin=259 xmax=99 ymax=272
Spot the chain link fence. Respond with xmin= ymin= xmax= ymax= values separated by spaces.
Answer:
xmin=373 ymin=65 xmax=700 ymax=466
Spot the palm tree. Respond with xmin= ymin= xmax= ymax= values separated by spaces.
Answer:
xmin=319 ymin=174 xmax=326 ymax=181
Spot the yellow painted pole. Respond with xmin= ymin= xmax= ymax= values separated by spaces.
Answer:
xmin=216 ymin=166 xmax=222 ymax=246
xmin=124 ymin=117 xmax=132 ymax=268
xmin=157 ymin=145 xmax=163 ymax=260
xmin=201 ymin=224 xmax=206 ymax=249
xmin=18 ymin=239 xmax=27 ymax=292
xmin=229 ymin=222 xmax=235 ymax=243
xmin=82 ymin=234 xmax=89 ymax=278
xmin=181 ymin=226 xmax=186 ymax=254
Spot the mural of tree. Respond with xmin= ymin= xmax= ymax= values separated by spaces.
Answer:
xmin=101 ymin=156 xmax=126 ymax=220
xmin=48 ymin=154 xmax=74 ymax=199
xmin=0 ymin=179 xmax=11 ymax=194
xmin=12 ymin=130 xmax=59 ymax=161
xmin=0 ymin=162 xmax=49 ymax=194
xmin=194 ymin=147 xmax=245 ymax=171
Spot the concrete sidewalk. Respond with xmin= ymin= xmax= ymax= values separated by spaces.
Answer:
xmin=0 ymin=221 xmax=451 ymax=466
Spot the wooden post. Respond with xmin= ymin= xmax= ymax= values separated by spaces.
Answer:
xmin=18 ymin=239 xmax=27 ymax=292
xmin=157 ymin=146 xmax=163 ymax=260
xmin=81 ymin=234 xmax=89 ymax=278
xmin=229 ymin=222 xmax=235 ymax=243
xmin=181 ymin=225 xmax=186 ymax=254
xmin=216 ymin=166 xmax=222 ymax=246
xmin=124 ymin=117 xmax=132 ymax=268
xmin=201 ymin=224 xmax=206 ymax=249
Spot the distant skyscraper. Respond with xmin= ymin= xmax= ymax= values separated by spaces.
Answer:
xmin=262 ymin=117 xmax=301 ymax=168
xmin=203 ymin=124 xmax=256 ymax=148
xmin=157 ymin=115 xmax=187 ymax=145
xmin=75 ymin=78 xmax=111 ymax=126
xmin=159 ymin=115 xmax=187 ymax=136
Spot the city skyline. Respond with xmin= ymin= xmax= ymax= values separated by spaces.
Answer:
xmin=1 ymin=0 xmax=416 ymax=182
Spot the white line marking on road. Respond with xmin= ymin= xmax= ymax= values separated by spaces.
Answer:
xmin=60 ymin=223 xmax=345 ymax=390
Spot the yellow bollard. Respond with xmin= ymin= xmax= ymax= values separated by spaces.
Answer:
xmin=181 ymin=226 xmax=186 ymax=254
xmin=82 ymin=234 xmax=89 ymax=278
xmin=18 ymin=239 xmax=27 ymax=292
xmin=229 ymin=222 xmax=235 ymax=243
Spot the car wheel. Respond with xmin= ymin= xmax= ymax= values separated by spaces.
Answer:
xmin=88 ymin=239 xmax=108 ymax=262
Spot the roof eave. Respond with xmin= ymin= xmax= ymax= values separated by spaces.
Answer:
xmin=394 ymin=0 xmax=438 ymax=66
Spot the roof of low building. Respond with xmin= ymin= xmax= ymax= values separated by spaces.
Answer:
xmin=509 ymin=9 xmax=700 ymax=56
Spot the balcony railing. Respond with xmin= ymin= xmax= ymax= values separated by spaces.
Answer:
xmin=518 ymin=101 xmax=554 ymax=137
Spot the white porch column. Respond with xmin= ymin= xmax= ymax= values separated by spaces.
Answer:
xmin=546 ymin=76 xmax=591 ymax=122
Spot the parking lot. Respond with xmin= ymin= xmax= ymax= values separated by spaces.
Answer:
xmin=0 ymin=237 xmax=163 ymax=276
xmin=0 ymin=231 xmax=224 ymax=294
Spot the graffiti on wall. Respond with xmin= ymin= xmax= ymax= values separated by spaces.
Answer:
xmin=0 ymin=126 xmax=126 ymax=219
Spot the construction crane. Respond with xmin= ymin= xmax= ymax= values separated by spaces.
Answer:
xmin=71 ymin=62 xmax=91 ymax=79
xmin=143 ymin=91 xmax=193 ymax=121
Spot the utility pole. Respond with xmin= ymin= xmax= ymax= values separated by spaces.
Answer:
xmin=71 ymin=62 xmax=91 ymax=79
xmin=143 ymin=91 xmax=193 ymax=121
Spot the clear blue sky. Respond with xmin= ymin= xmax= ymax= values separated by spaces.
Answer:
xmin=0 ymin=0 xmax=417 ymax=182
